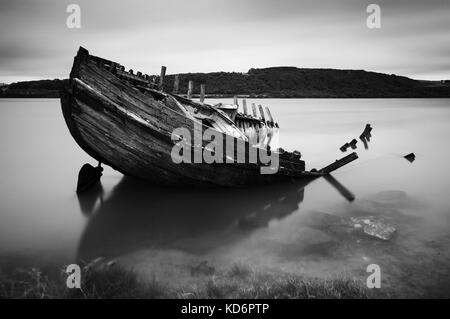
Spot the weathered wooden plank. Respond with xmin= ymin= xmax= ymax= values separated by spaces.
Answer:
xmin=319 ymin=152 xmax=358 ymax=174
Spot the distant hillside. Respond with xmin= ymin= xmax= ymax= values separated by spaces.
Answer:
xmin=0 ymin=79 xmax=68 ymax=98
xmin=162 ymin=67 xmax=450 ymax=98
xmin=1 ymin=68 xmax=450 ymax=98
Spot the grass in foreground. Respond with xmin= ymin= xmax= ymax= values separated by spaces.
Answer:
xmin=0 ymin=262 xmax=379 ymax=299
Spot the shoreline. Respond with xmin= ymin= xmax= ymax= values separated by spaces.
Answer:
xmin=0 ymin=259 xmax=383 ymax=299
xmin=2 ymin=67 xmax=450 ymax=100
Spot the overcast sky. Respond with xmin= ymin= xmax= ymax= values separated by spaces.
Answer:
xmin=0 ymin=0 xmax=449 ymax=83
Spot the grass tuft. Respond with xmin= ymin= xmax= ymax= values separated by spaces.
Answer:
xmin=228 ymin=263 xmax=253 ymax=279
xmin=0 ymin=262 xmax=379 ymax=299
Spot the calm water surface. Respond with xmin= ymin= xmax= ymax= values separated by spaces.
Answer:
xmin=1 ymin=98 xmax=450 ymax=297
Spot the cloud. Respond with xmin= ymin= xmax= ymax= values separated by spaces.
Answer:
xmin=0 ymin=0 xmax=449 ymax=82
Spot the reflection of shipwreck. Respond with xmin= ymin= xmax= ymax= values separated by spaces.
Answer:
xmin=76 ymin=177 xmax=311 ymax=261
xmin=61 ymin=47 xmax=358 ymax=188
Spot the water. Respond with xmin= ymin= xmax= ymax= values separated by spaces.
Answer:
xmin=1 ymin=98 xmax=450 ymax=297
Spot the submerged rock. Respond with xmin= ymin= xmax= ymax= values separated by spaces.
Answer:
xmin=301 ymin=211 xmax=397 ymax=241
xmin=351 ymin=217 xmax=396 ymax=241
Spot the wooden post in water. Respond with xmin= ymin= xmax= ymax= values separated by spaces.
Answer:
xmin=243 ymin=99 xmax=248 ymax=115
xmin=252 ymin=103 xmax=258 ymax=117
xmin=200 ymin=84 xmax=206 ymax=103
xmin=159 ymin=66 xmax=166 ymax=91
xmin=173 ymin=74 xmax=180 ymax=94
xmin=258 ymin=105 xmax=266 ymax=122
xmin=187 ymin=80 xmax=194 ymax=99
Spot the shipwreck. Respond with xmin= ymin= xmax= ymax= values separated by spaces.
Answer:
xmin=61 ymin=47 xmax=357 ymax=189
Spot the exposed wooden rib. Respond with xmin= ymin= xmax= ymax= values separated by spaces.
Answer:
xmin=187 ymin=80 xmax=193 ymax=99
xmin=258 ymin=105 xmax=266 ymax=122
xmin=173 ymin=74 xmax=180 ymax=94
xmin=265 ymin=106 xmax=274 ymax=123
xmin=243 ymin=99 xmax=248 ymax=115
xmin=252 ymin=103 xmax=258 ymax=117
xmin=200 ymin=84 xmax=205 ymax=103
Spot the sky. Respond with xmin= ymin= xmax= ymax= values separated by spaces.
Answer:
xmin=0 ymin=0 xmax=449 ymax=83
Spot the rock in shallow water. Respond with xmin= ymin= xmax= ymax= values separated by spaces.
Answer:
xmin=351 ymin=217 xmax=396 ymax=241
xmin=301 ymin=211 xmax=397 ymax=241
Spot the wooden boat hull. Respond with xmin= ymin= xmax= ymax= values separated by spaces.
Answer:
xmin=61 ymin=48 xmax=315 ymax=187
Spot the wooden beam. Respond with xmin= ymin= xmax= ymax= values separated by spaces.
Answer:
xmin=200 ymin=84 xmax=205 ymax=103
xmin=243 ymin=99 xmax=248 ymax=115
xmin=173 ymin=74 xmax=180 ymax=94
xmin=319 ymin=152 xmax=358 ymax=174
xmin=159 ymin=66 xmax=166 ymax=91
xmin=233 ymin=96 xmax=238 ymax=106
xmin=187 ymin=80 xmax=194 ymax=99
